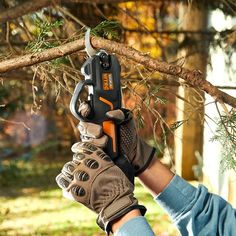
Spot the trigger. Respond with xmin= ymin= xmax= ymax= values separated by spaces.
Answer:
xmin=102 ymin=121 xmax=117 ymax=153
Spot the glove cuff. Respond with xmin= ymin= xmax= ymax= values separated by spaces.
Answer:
xmin=134 ymin=139 xmax=156 ymax=176
xmin=96 ymin=195 xmax=146 ymax=234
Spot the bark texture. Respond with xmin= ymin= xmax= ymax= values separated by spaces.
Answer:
xmin=0 ymin=36 xmax=236 ymax=108
xmin=0 ymin=0 xmax=59 ymax=24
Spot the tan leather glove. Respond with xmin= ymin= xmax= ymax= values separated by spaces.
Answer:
xmin=55 ymin=142 xmax=146 ymax=233
xmin=78 ymin=108 xmax=156 ymax=176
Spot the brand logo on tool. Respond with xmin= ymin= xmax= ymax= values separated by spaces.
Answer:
xmin=102 ymin=73 xmax=113 ymax=90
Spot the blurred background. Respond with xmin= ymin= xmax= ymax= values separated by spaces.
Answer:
xmin=0 ymin=0 xmax=236 ymax=235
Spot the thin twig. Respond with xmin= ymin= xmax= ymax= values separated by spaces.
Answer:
xmin=57 ymin=5 xmax=87 ymax=28
xmin=0 ymin=117 xmax=30 ymax=130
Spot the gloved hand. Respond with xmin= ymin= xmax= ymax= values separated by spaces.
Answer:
xmin=55 ymin=142 xmax=146 ymax=233
xmin=78 ymin=105 xmax=156 ymax=176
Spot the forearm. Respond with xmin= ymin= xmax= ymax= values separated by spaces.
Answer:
xmin=138 ymin=157 xmax=174 ymax=196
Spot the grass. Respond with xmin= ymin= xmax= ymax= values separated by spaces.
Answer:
xmin=0 ymin=153 xmax=179 ymax=236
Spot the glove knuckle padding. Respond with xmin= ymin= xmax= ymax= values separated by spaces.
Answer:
xmin=56 ymin=173 xmax=70 ymax=189
xmin=61 ymin=142 xmax=146 ymax=232
xmin=73 ymin=152 xmax=86 ymax=164
xmin=68 ymin=144 xmax=114 ymax=209
xmin=62 ymin=161 xmax=76 ymax=176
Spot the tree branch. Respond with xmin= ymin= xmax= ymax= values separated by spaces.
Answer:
xmin=0 ymin=0 xmax=59 ymax=24
xmin=123 ymin=28 xmax=235 ymax=36
xmin=0 ymin=36 xmax=236 ymax=108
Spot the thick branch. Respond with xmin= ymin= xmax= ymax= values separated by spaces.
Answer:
xmin=0 ymin=39 xmax=84 ymax=72
xmin=123 ymin=28 xmax=234 ymax=36
xmin=0 ymin=0 xmax=59 ymax=24
xmin=0 ymin=36 xmax=236 ymax=108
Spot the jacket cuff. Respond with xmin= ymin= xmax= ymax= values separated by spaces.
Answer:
xmin=154 ymin=175 xmax=197 ymax=220
xmin=114 ymin=216 xmax=155 ymax=236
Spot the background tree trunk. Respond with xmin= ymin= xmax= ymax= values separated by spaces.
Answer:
xmin=174 ymin=3 xmax=208 ymax=180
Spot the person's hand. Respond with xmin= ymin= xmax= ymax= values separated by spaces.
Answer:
xmin=55 ymin=142 xmax=146 ymax=233
xmin=78 ymin=105 xmax=156 ymax=176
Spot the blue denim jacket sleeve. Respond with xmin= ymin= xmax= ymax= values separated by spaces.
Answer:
xmin=155 ymin=175 xmax=236 ymax=236
xmin=114 ymin=216 xmax=155 ymax=236
xmin=115 ymin=175 xmax=236 ymax=236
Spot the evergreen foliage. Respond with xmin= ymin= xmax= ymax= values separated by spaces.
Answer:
xmin=91 ymin=20 xmax=122 ymax=41
xmin=211 ymin=109 xmax=236 ymax=172
xmin=26 ymin=18 xmax=63 ymax=53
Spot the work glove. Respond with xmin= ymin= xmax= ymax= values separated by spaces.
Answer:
xmin=55 ymin=142 xmax=146 ymax=233
xmin=78 ymin=104 xmax=156 ymax=176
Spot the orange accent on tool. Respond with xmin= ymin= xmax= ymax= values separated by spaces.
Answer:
xmin=99 ymin=97 xmax=114 ymax=110
xmin=103 ymin=121 xmax=117 ymax=153
xmin=99 ymin=96 xmax=116 ymax=153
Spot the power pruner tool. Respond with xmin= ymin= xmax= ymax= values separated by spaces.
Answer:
xmin=70 ymin=50 xmax=122 ymax=160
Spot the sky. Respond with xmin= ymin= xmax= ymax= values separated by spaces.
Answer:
xmin=203 ymin=10 xmax=236 ymax=199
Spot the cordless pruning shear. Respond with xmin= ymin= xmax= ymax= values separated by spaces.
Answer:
xmin=70 ymin=29 xmax=122 ymax=160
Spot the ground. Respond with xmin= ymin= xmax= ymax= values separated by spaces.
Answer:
xmin=0 ymin=152 xmax=179 ymax=236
